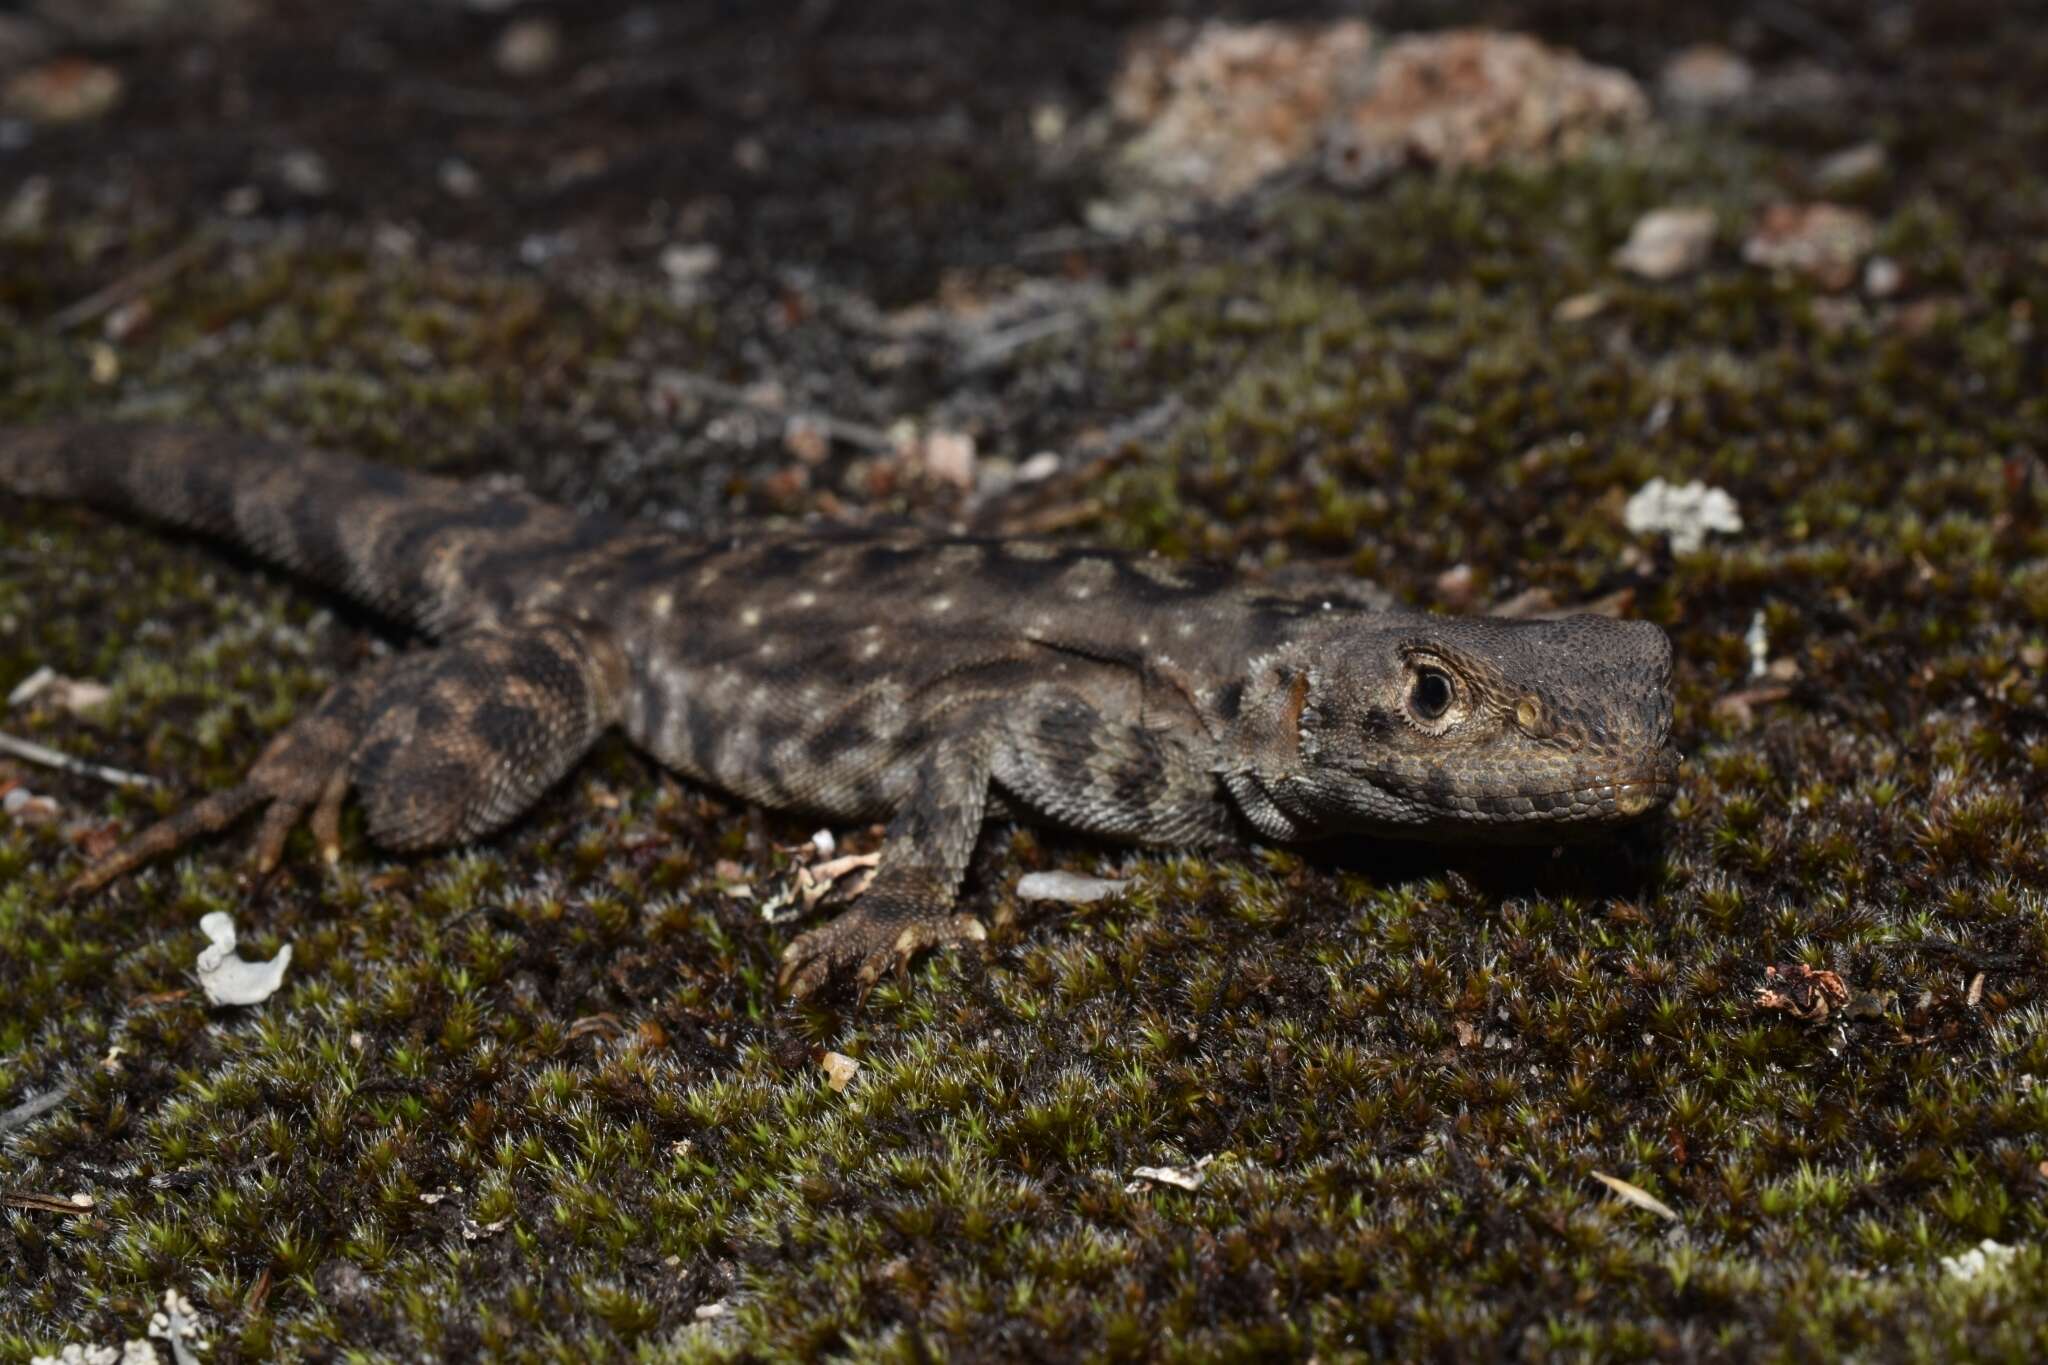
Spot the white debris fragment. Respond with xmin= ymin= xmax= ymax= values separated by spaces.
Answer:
xmin=1016 ymin=871 xmax=1131 ymax=904
xmin=1941 ymin=1238 xmax=2018 ymax=1282
xmin=146 ymin=1290 xmax=205 ymax=1365
xmin=195 ymin=912 xmax=292 ymax=1007
xmin=1745 ymin=610 xmax=1770 ymax=679
xmin=31 ymin=1344 xmax=156 ymax=1365
xmin=693 ymin=1300 xmax=730 ymax=1321
xmin=820 ymin=1051 xmax=861 ymax=1092
xmin=809 ymin=828 xmax=835 ymax=859
xmin=1015 ymin=451 xmax=1063 ymax=483
xmin=1623 ymin=477 xmax=1744 ymax=554
xmin=8 ymin=666 xmax=112 ymax=713
xmin=1127 ymin=1154 xmax=1214 ymax=1192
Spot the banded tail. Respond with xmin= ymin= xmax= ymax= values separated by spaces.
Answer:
xmin=0 ymin=423 xmax=597 ymax=636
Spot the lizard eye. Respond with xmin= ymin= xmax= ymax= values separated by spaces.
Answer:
xmin=1410 ymin=667 xmax=1454 ymax=721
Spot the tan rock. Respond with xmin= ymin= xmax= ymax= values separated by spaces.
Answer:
xmin=1328 ymin=30 xmax=1648 ymax=184
xmin=1744 ymin=201 xmax=1876 ymax=290
xmin=1613 ymin=206 xmax=1716 ymax=280
xmin=1111 ymin=19 xmax=1375 ymax=207
xmin=3 ymin=57 xmax=122 ymax=123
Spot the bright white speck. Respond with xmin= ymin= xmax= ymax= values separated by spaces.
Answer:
xmin=740 ymin=607 xmax=762 ymax=628
xmin=1746 ymin=610 xmax=1769 ymax=678
xmin=1624 ymin=477 xmax=1743 ymax=554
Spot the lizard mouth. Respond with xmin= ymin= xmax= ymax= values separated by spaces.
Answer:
xmin=1364 ymin=746 xmax=1681 ymax=831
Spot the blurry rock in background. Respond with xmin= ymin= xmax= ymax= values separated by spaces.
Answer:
xmin=1098 ymin=22 xmax=1648 ymax=229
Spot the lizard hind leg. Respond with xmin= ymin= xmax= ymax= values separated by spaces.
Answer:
xmin=70 ymin=614 xmax=628 ymax=895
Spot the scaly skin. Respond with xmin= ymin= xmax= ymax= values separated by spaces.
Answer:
xmin=0 ymin=424 xmax=1680 ymax=996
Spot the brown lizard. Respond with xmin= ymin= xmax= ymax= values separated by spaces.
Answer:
xmin=0 ymin=424 xmax=1680 ymax=996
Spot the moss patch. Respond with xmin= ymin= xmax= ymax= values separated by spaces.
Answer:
xmin=5 ymin=2 xmax=2048 ymax=1360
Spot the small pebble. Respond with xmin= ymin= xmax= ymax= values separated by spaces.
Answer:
xmin=3 ymin=58 xmax=123 ymax=123
xmin=1613 ymin=206 xmax=1716 ymax=281
xmin=495 ymin=17 xmax=561 ymax=78
xmin=1658 ymin=44 xmax=1755 ymax=112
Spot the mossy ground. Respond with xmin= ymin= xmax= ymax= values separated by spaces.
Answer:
xmin=3 ymin=2 xmax=2047 ymax=1360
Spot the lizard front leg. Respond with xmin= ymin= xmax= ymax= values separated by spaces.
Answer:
xmin=775 ymin=687 xmax=1232 ymax=999
xmin=71 ymin=613 xmax=628 ymax=893
xmin=777 ymin=727 xmax=996 ymax=1000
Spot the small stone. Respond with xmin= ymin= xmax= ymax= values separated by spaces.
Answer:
xmin=782 ymin=415 xmax=829 ymax=466
xmin=1744 ymin=202 xmax=1876 ymax=291
xmin=660 ymin=242 xmax=719 ymax=283
xmin=1814 ymin=141 xmax=1887 ymax=194
xmin=1434 ymin=563 xmax=1476 ymax=608
xmin=494 ymin=17 xmax=561 ymax=78
xmin=1552 ymin=290 xmax=1608 ymax=323
xmin=89 ymin=343 xmax=118 ymax=384
xmin=103 ymin=298 xmax=151 ymax=343
xmin=1657 ymin=44 xmax=1755 ymax=112
xmin=274 ymin=147 xmax=332 ymax=198
xmin=3 ymin=58 xmax=123 ymax=123
xmin=439 ymin=157 xmax=482 ymax=200
xmin=1015 ymin=451 xmax=1062 ymax=483
xmin=922 ymin=430 xmax=977 ymax=489
xmin=1863 ymin=255 xmax=1904 ymax=299
xmin=1 ymin=173 xmax=50 ymax=237
xmin=1612 ymin=206 xmax=1716 ymax=281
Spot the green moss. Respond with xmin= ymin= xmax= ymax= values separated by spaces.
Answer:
xmin=6 ymin=6 xmax=2048 ymax=1361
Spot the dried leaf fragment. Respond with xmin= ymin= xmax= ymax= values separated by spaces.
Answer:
xmin=1755 ymin=963 xmax=1849 ymax=1022
xmin=1591 ymin=1170 xmax=1679 ymax=1221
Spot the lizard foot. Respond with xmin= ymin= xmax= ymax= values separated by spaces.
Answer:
xmin=778 ymin=903 xmax=987 ymax=1001
xmin=68 ymin=668 xmax=388 ymax=896
xmin=69 ymin=615 xmax=625 ymax=895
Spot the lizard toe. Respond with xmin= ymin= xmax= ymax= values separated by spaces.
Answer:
xmin=780 ymin=908 xmax=988 ymax=999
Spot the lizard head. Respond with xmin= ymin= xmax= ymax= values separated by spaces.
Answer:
xmin=1223 ymin=613 xmax=1678 ymax=842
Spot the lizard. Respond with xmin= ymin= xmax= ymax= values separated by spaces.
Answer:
xmin=0 ymin=423 xmax=1681 ymax=997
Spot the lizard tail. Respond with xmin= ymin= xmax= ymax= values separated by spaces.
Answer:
xmin=0 ymin=422 xmax=585 ymax=635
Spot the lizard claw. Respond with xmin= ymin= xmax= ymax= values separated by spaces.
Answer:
xmin=778 ymin=907 xmax=987 ymax=1000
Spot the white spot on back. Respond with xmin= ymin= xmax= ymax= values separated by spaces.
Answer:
xmin=740 ymin=606 xmax=762 ymax=628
